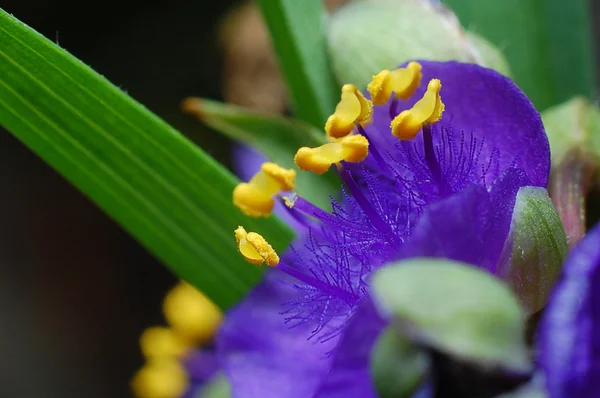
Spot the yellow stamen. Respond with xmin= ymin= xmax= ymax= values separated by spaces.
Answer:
xmin=235 ymin=226 xmax=279 ymax=266
xmin=391 ymin=79 xmax=445 ymax=140
xmin=325 ymin=84 xmax=373 ymax=138
xmin=139 ymin=326 xmax=189 ymax=359
xmin=131 ymin=358 xmax=188 ymax=398
xmin=233 ymin=162 xmax=296 ymax=217
xmin=163 ymin=282 xmax=223 ymax=345
xmin=368 ymin=62 xmax=423 ymax=105
xmin=294 ymin=135 xmax=369 ymax=174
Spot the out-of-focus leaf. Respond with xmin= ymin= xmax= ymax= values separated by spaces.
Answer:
xmin=183 ymin=98 xmax=339 ymax=210
xmin=197 ymin=374 xmax=231 ymax=398
xmin=444 ymin=0 xmax=595 ymax=110
xmin=256 ymin=0 xmax=339 ymax=128
xmin=328 ymin=0 xmax=511 ymax=89
xmin=372 ymin=258 xmax=530 ymax=372
xmin=370 ymin=327 xmax=430 ymax=398
xmin=0 ymin=9 xmax=293 ymax=310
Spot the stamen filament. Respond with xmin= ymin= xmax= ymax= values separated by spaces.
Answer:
xmin=337 ymin=166 xmax=394 ymax=236
xmin=422 ymin=124 xmax=451 ymax=196
xmin=389 ymin=97 xmax=399 ymax=120
xmin=276 ymin=262 xmax=359 ymax=303
xmin=356 ymin=124 xmax=391 ymax=173
xmin=290 ymin=196 xmax=360 ymax=233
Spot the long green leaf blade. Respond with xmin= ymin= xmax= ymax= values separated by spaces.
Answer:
xmin=444 ymin=0 xmax=595 ymax=110
xmin=256 ymin=0 xmax=338 ymax=128
xmin=0 ymin=10 xmax=293 ymax=309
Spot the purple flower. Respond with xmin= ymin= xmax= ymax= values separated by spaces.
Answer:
xmin=538 ymin=221 xmax=600 ymax=397
xmin=180 ymin=350 xmax=220 ymax=398
xmin=220 ymin=61 xmax=550 ymax=397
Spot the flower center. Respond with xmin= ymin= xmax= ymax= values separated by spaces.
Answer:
xmin=231 ymin=62 xmax=455 ymax=336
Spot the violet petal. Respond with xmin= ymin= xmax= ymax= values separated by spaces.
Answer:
xmin=365 ymin=61 xmax=550 ymax=188
xmin=216 ymin=270 xmax=339 ymax=398
xmin=538 ymin=222 xmax=600 ymax=397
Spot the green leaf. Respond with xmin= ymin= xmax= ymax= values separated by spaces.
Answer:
xmin=498 ymin=187 xmax=567 ymax=314
xmin=256 ymin=0 xmax=339 ymax=128
xmin=370 ymin=327 xmax=430 ymax=398
xmin=183 ymin=98 xmax=339 ymax=210
xmin=372 ymin=258 xmax=531 ymax=372
xmin=0 ymin=9 xmax=294 ymax=310
xmin=328 ymin=0 xmax=512 ymax=89
xmin=443 ymin=0 xmax=595 ymax=110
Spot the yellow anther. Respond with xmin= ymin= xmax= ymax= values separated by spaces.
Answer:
xmin=294 ymin=135 xmax=369 ymax=174
xmin=325 ymin=84 xmax=373 ymax=138
xmin=139 ymin=326 xmax=189 ymax=359
xmin=131 ymin=358 xmax=189 ymax=398
xmin=368 ymin=62 xmax=423 ymax=105
xmin=233 ymin=162 xmax=296 ymax=217
xmin=235 ymin=226 xmax=279 ymax=266
xmin=163 ymin=282 xmax=223 ymax=345
xmin=391 ymin=79 xmax=445 ymax=140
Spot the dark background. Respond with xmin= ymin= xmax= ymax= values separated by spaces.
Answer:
xmin=1 ymin=1 xmax=600 ymax=398
xmin=0 ymin=1 xmax=238 ymax=397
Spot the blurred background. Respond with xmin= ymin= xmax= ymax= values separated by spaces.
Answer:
xmin=0 ymin=1 xmax=599 ymax=397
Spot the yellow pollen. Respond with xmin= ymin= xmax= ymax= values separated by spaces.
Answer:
xmin=139 ymin=326 xmax=189 ymax=360
xmin=131 ymin=358 xmax=189 ymax=398
xmin=325 ymin=84 xmax=373 ymax=138
xmin=233 ymin=162 xmax=296 ymax=217
xmin=391 ymin=79 xmax=445 ymax=140
xmin=294 ymin=135 xmax=369 ymax=174
xmin=163 ymin=282 xmax=223 ymax=345
xmin=235 ymin=226 xmax=279 ymax=266
xmin=368 ymin=62 xmax=423 ymax=105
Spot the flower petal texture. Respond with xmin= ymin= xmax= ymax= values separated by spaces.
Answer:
xmin=538 ymin=222 xmax=600 ymax=398
xmin=314 ymin=300 xmax=385 ymax=398
xmin=217 ymin=271 xmax=338 ymax=398
xmin=365 ymin=61 xmax=549 ymax=188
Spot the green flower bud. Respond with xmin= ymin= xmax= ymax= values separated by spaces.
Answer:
xmin=372 ymin=259 xmax=531 ymax=373
xmin=497 ymin=187 xmax=568 ymax=314
xmin=327 ymin=0 xmax=511 ymax=89
xmin=542 ymin=97 xmax=600 ymax=247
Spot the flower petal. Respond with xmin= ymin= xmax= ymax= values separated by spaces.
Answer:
xmin=366 ymin=61 xmax=550 ymax=187
xmin=314 ymin=299 xmax=385 ymax=398
xmin=538 ymin=222 xmax=600 ymax=397
xmin=216 ymin=270 xmax=339 ymax=398
xmin=399 ymin=184 xmax=492 ymax=266
xmin=399 ymin=168 xmax=530 ymax=271
xmin=183 ymin=350 xmax=220 ymax=382
xmin=231 ymin=144 xmax=265 ymax=182
xmin=486 ymin=168 xmax=532 ymax=273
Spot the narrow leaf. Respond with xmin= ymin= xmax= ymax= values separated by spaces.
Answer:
xmin=444 ymin=0 xmax=595 ymax=110
xmin=256 ymin=0 xmax=338 ymax=128
xmin=0 ymin=10 xmax=293 ymax=309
